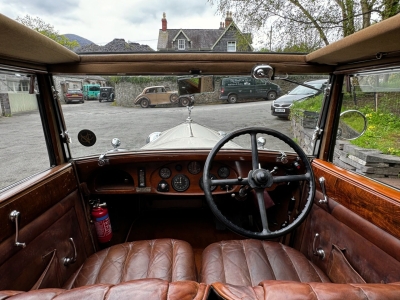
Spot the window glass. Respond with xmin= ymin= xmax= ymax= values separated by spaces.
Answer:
xmin=0 ymin=71 xmax=51 ymax=191
xmin=178 ymin=39 xmax=185 ymax=50
xmin=227 ymin=41 xmax=236 ymax=52
xmin=333 ymin=69 xmax=400 ymax=189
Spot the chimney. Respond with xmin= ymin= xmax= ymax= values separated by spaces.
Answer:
xmin=219 ymin=21 xmax=225 ymax=30
xmin=161 ymin=12 xmax=167 ymax=31
xmin=225 ymin=11 xmax=233 ymax=28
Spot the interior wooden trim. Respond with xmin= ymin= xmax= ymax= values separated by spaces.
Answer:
xmin=312 ymin=159 xmax=400 ymax=239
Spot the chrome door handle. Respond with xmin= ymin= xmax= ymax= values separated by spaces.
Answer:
xmin=63 ymin=237 xmax=77 ymax=266
xmin=318 ymin=177 xmax=328 ymax=204
xmin=9 ymin=210 xmax=26 ymax=248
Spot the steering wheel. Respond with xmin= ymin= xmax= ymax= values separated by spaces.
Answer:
xmin=203 ymin=127 xmax=315 ymax=239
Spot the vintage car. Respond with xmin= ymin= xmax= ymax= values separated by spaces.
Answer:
xmin=134 ymin=85 xmax=179 ymax=108
xmin=98 ymin=87 xmax=115 ymax=102
xmin=1 ymin=11 xmax=400 ymax=300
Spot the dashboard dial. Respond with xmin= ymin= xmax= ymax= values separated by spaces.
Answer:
xmin=159 ymin=167 xmax=171 ymax=179
xmin=188 ymin=161 xmax=202 ymax=175
xmin=172 ymin=174 xmax=190 ymax=192
xmin=200 ymin=174 xmax=217 ymax=191
xmin=218 ymin=166 xmax=230 ymax=178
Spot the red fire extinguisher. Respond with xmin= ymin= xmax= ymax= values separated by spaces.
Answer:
xmin=91 ymin=201 xmax=112 ymax=243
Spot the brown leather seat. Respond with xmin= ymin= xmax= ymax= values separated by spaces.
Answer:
xmin=200 ymin=239 xmax=330 ymax=286
xmin=63 ymin=239 xmax=197 ymax=289
xmin=211 ymin=281 xmax=400 ymax=300
xmin=0 ymin=279 xmax=209 ymax=300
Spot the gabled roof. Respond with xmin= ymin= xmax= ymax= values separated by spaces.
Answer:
xmin=158 ymin=29 xmax=224 ymax=51
xmin=172 ymin=30 xmax=191 ymax=42
xmin=211 ymin=22 xmax=253 ymax=51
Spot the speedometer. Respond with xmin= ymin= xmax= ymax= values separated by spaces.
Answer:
xmin=171 ymin=174 xmax=190 ymax=192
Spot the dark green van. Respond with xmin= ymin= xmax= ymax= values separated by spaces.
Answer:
xmin=219 ymin=76 xmax=281 ymax=104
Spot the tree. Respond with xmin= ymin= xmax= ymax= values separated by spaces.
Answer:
xmin=208 ymin=0 xmax=399 ymax=52
xmin=16 ymin=15 xmax=79 ymax=50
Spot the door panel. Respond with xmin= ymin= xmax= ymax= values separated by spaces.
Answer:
xmin=296 ymin=159 xmax=400 ymax=284
xmin=0 ymin=165 xmax=93 ymax=291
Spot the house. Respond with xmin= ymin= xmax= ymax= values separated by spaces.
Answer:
xmin=157 ymin=12 xmax=252 ymax=52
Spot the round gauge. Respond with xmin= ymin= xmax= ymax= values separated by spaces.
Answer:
xmin=187 ymin=161 xmax=202 ymax=175
xmin=200 ymin=174 xmax=217 ymax=191
xmin=218 ymin=166 xmax=230 ymax=178
xmin=172 ymin=174 xmax=190 ymax=192
xmin=159 ymin=167 xmax=171 ymax=179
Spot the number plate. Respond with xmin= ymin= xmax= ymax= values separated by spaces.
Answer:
xmin=275 ymin=108 xmax=285 ymax=112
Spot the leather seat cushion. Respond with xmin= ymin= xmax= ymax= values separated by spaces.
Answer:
xmin=200 ymin=239 xmax=330 ymax=286
xmin=0 ymin=279 xmax=209 ymax=300
xmin=64 ymin=239 xmax=197 ymax=289
xmin=211 ymin=281 xmax=400 ymax=300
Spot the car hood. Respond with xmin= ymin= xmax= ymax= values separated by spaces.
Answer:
xmin=274 ymin=94 xmax=310 ymax=104
xmin=141 ymin=120 xmax=241 ymax=150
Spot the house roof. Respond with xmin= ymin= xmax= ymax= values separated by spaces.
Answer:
xmin=211 ymin=22 xmax=253 ymax=51
xmin=157 ymin=29 xmax=225 ymax=51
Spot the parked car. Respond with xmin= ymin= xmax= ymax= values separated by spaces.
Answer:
xmin=271 ymin=79 xmax=328 ymax=118
xmin=219 ymin=76 xmax=281 ymax=103
xmin=1 ymin=11 xmax=400 ymax=299
xmin=82 ymin=84 xmax=100 ymax=100
xmin=63 ymin=89 xmax=84 ymax=104
xmin=134 ymin=86 xmax=179 ymax=108
xmin=99 ymin=87 xmax=115 ymax=102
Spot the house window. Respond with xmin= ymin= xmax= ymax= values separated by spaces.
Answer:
xmin=178 ymin=39 xmax=186 ymax=50
xmin=227 ymin=41 xmax=236 ymax=52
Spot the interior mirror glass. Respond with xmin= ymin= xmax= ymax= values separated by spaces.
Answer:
xmin=177 ymin=75 xmax=214 ymax=95
xmin=337 ymin=110 xmax=367 ymax=140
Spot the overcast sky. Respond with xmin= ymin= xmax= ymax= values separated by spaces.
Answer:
xmin=0 ymin=0 xmax=230 ymax=50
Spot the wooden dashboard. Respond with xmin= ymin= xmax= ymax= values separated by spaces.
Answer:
xmin=74 ymin=150 xmax=304 ymax=196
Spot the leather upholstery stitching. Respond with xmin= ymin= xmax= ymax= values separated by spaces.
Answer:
xmin=147 ymin=240 xmax=155 ymax=279
xmin=280 ymin=244 xmax=301 ymax=282
xmin=171 ymin=239 xmax=176 ymax=281
xmin=350 ymin=284 xmax=369 ymax=299
xmin=260 ymin=241 xmax=276 ymax=280
xmin=308 ymin=259 xmax=325 ymax=282
xmin=120 ymin=243 xmax=132 ymax=283
xmin=307 ymin=283 xmax=319 ymax=299
xmin=95 ymin=247 xmax=112 ymax=284
xmin=240 ymin=240 xmax=254 ymax=286
xmin=220 ymin=242 xmax=227 ymax=284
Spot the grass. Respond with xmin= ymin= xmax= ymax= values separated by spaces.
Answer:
xmin=290 ymin=93 xmax=400 ymax=156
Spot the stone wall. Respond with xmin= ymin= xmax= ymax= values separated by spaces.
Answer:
xmin=291 ymin=114 xmax=400 ymax=179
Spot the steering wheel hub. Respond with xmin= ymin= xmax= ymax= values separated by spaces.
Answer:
xmin=249 ymin=169 xmax=273 ymax=188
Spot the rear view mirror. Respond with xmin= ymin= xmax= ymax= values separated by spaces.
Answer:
xmin=177 ymin=76 xmax=214 ymax=95
xmin=337 ymin=110 xmax=367 ymax=140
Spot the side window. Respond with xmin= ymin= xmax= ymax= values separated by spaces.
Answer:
xmin=333 ymin=71 xmax=400 ymax=190
xmin=0 ymin=71 xmax=51 ymax=191
xmin=255 ymin=79 xmax=266 ymax=85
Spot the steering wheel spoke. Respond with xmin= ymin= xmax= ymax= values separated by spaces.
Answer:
xmin=255 ymin=188 xmax=271 ymax=233
xmin=211 ymin=178 xmax=249 ymax=186
xmin=273 ymin=173 xmax=310 ymax=184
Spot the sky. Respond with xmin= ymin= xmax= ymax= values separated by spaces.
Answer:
xmin=0 ymin=0 xmax=229 ymax=50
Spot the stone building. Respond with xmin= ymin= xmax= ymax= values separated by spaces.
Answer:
xmin=157 ymin=12 xmax=252 ymax=52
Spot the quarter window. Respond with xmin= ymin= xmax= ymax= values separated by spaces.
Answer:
xmin=0 ymin=70 xmax=51 ymax=191
xmin=227 ymin=41 xmax=236 ymax=52
xmin=178 ymin=39 xmax=185 ymax=50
